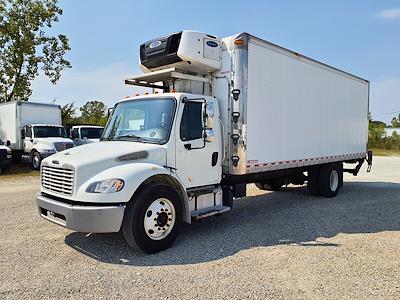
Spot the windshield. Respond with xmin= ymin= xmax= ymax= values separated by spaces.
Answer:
xmin=33 ymin=126 xmax=68 ymax=138
xmin=81 ymin=127 xmax=104 ymax=139
xmin=103 ymin=98 xmax=175 ymax=144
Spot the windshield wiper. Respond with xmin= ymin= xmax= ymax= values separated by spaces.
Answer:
xmin=115 ymin=134 xmax=141 ymax=140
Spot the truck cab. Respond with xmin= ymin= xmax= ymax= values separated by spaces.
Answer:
xmin=22 ymin=124 xmax=74 ymax=169
xmin=70 ymin=125 xmax=104 ymax=146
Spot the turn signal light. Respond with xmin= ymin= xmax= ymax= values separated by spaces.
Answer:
xmin=234 ymin=39 xmax=244 ymax=45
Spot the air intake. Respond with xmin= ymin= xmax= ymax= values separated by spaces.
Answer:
xmin=116 ymin=151 xmax=149 ymax=162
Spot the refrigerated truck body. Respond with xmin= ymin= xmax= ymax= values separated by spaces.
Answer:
xmin=36 ymin=31 xmax=372 ymax=253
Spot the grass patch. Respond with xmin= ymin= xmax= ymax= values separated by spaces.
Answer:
xmin=0 ymin=163 xmax=39 ymax=179
xmin=370 ymin=148 xmax=400 ymax=157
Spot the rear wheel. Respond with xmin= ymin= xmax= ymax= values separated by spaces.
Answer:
xmin=318 ymin=164 xmax=342 ymax=198
xmin=307 ymin=167 xmax=320 ymax=196
xmin=122 ymin=183 xmax=183 ymax=254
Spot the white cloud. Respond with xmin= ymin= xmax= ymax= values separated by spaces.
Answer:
xmin=370 ymin=77 xmax=400 ymax=124
xmin=30 ymin=61 xmax=149 ymax=110
xmin=377 ymin=8 xmax=400 ymax=20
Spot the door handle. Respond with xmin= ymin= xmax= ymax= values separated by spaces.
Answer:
xmin=184 ymin=143 xmax=192 ymax=150
xmin=211 ymin=152 xmax=218 ymax=166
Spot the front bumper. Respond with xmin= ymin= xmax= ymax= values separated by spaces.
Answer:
xmin=36 ymin=193 xmax=125 ymax=233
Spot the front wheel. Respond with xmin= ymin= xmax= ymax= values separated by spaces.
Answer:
xmin=31 ymin=152 xmax=41 ymax=170
xmin=122 ymin=183 xmax=183 ymax=254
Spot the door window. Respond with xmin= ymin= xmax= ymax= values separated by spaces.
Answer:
xmin=25 ymin=126 xmax=32 ymax=138
xmin=180 ymin=102 xmax=203 ymax=141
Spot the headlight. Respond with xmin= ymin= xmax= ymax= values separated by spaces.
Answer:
xmin=86 ymin=179 xmax=124 ymax=193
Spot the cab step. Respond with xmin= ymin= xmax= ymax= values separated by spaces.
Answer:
xmin=191 ymin=205 xmax=231 ymax=220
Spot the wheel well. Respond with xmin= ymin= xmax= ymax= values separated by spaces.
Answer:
xmin=134 ymin=174 xmax=190 ymax=224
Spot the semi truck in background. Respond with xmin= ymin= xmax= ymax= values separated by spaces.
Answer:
xmin=0 ymin=101 xmax=74 ymax=170
xmin=36 ymin=30 xmax=372 ymax=253
xmin=70 ymin=125 xmax=104 ymax=146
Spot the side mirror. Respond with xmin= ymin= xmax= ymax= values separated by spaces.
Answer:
xmin=20 ymin=129 xmax=25 ymax=139
xmin=107 ymin=107 xmax=114 ymax=118
xmin=202 ymin=101 xmax=215 ymax=129
xmin=6 ymin=140 xmax=10 ymax=146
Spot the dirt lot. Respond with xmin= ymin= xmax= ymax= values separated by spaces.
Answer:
xmin=1 ymin=157 xmax=400 ymax=299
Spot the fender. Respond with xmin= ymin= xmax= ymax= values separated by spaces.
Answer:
xmin=75 ymin=163 xmax=191 ymax=223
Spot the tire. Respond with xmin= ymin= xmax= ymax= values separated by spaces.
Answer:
xmin=307 ymin=167 xmax=320 ymax=196
xmin=255 ymin=179 xmax=282 ymax=191
xmin=318 ymin=164 xmax=342 ymax=198
xmin=122 ymin=183 xmax=183 ymax=254
xmin=31 ymin=152 xmax=41 ymax=170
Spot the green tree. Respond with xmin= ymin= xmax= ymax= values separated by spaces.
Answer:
xmin=0 ymin=0 xmax=71 ymax=102
xmin=61 ymin=102 xmax=77 ymax=126
xmin=368 ymin=113 xmax=386 ymax=149
xmin=391 ymin=114 xmax=400 ymax=128
xmin=80 ymin=100 xmax=108 ymax=126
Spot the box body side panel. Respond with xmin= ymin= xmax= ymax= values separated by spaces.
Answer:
xmin=245 ymin=40 xmax=369 ymax=169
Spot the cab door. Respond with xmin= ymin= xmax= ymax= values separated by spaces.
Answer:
xmin=23 ymin=126 xmax=34 ymax=152
xmin=175 ymin=97 xmax=221 ymax=188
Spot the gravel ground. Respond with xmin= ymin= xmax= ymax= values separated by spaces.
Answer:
xmin=0 ymin=156 xmax=400 ymax=299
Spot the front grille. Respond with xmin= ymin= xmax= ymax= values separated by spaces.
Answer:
xmin=54 ymin=142 xmax=74 ymax=152
xmin=0 ymin=149 xmax=6 ymax=159
xmin=41 ymin=166 xmax=74 ymax=196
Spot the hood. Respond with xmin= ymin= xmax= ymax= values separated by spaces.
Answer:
xmin=42 ymin=141 xmax=167 ymax=186
xmin=34 ymin=137 xmax=73 ymax=149
xmin=34 ymin=137 xmax=73 ymax=143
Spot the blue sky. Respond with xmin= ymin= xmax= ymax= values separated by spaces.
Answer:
xmin=31 ymin=0 xmax=400 ymax=124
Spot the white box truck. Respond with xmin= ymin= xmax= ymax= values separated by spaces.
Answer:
xmin=0 ymin=101 xmax=74 ymax=169
xmin=0 ymin=139 xmax=12 ymax=171
xmin=36 ymin=31 xmax=372 ymax=253
xmin=70 ymin=125 xmax=104 ymax=146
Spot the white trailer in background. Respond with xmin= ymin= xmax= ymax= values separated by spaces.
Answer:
xmin=0 ymin=101 xmax=74 ymax=169
xmin=36 ymin=30 xmax=372 ymax=253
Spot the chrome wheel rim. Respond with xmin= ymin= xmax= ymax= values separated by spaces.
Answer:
xmin=144 ymin=198 xmax=175 ymax=240
xmin=329 ymin=170 xmax=339 ymax=191
xmin=33 ymin=155 xmax=40 ymax=169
